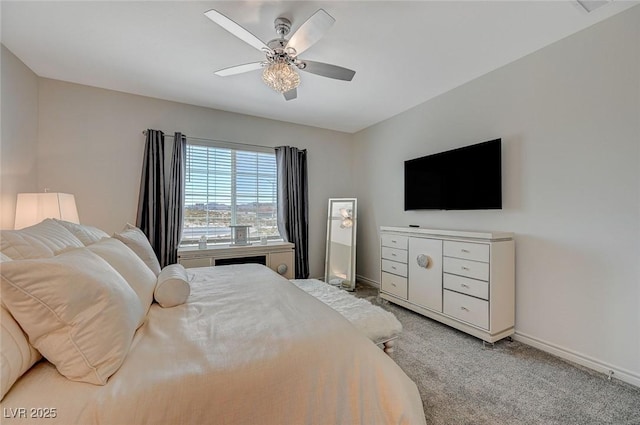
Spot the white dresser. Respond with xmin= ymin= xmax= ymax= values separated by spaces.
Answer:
xmin=379 ymin=226 xmax=514 ymax=343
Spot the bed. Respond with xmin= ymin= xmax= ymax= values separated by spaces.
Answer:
xmin=0 ymin=220 xmax=426 ymax=425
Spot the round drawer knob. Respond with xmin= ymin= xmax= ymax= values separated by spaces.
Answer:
xmin=276 ymin=264 xmax=288 ymax=275
xmin=416 ymin=254 xmax=431 ymax=269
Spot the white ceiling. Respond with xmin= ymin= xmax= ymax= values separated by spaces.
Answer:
xmin=1 ymin=1 xmax=637 ymax=133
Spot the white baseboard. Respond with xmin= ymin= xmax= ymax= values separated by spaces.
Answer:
xmin=356 ymin=274 xmax=379 ymax=288
xmin=514 ymin=331 xmax=640 ymax=388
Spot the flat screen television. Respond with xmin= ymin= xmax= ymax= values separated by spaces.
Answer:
xmin=404 ymin=139 xmax=502 ymax=210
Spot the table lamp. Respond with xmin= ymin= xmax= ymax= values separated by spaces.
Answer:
xmin=14 ymin=192 xmax=79 ymax=229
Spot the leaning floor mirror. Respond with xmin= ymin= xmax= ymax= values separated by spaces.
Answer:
xmin=324 ymin=198 xmax=357 ymax=291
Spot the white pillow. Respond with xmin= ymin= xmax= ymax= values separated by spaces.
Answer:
xmin=87 ymin=238 xmax=156 ymax=321
xmin=54 ymin=219 xmax=109 ymax=246
xmin=113 ymin=224 xmax=162 ymax=276
xmin=155 ymin=264 xmax=191 ymax=308
xmin=1 ymin=254 xmax=42 ymax=401
xmin=0 ymin=248 xmax=143 ymax=385
xmin=0 ymin=218 xmax=83 ymax=260
xmin=0 ymin=304 xmax=41 ymax=400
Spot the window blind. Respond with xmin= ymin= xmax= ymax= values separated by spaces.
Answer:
xmin=182 ymin=143 xmax=279 ymax=244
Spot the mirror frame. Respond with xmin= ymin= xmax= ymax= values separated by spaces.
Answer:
xmin=324 ymin=198 xmax=357 ymax=291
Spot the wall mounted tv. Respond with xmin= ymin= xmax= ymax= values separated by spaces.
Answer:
xmin=404 ymin=138 xmax=502 ymax=210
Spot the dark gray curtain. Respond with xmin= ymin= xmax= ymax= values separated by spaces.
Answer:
xmin=137 ymin=129 xmax=166 ymax=265
xmin=275 ymin=146 xmax=309 ymax=279
xmin=165 ymin=132 xmax=186 ymax=265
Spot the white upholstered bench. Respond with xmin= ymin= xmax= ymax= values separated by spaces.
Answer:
xmin=290 ymin=279 xmax=402 ymax=354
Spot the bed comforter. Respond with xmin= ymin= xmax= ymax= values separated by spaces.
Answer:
xmin=1 ymin=264 xmax=426 ymax=424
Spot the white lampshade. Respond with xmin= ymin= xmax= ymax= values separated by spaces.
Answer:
xmin=14 ymin=193 xmax=80 ymax=230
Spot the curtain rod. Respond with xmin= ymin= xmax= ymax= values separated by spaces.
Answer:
xmin=141 ymin=130 xmax=272 ymax=151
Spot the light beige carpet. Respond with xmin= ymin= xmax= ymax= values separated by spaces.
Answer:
xmin=354 ymin=283 xmax=640 ymax=425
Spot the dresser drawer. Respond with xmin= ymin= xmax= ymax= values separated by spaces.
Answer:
xmin=381 ymin=246 xmax=408 ymax=263
xmin=381 ymin=272 xmax=408 ymax=299
xmin=381 ymin=259 xmax=408 ymax=277
xmin=443 ymin=257 xmax=489 ymax=281
xmin=443 ymin=273 xmax=488 ymax=300
xmin=443 ymin=241 xmax=489 ymax=263
xmin=381 ymin=234 xmax=408 ymax=250
xmin=443 ymin=290 xmax=489 ymax=329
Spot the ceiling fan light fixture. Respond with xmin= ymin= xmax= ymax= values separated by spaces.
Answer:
xmin=262 ymin=62 xmax=300 ymax=93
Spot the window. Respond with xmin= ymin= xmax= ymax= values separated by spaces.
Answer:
xmin=182 ymin=142 xmax=279 ymax=245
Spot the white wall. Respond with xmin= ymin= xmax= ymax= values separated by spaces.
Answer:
xmin=353 ymin=7 xmax=640 ymax=384
xmin=36 ymin=79 xmax=353 ymax=278
xmin=0 ymin=45 xmax=39 ymax=229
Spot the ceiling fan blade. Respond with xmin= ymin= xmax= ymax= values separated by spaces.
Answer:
xmin=286 ymin=9 xmax=335 ymax=56
xmin=204 ymin=9 xmax=269 ymax=52
xmin=214 ymin=62 xmax=264 ymax=77
xmin=283 ymin=88 xmax=297 ymax=101
xmin=300 ymin=61 xmax=355 ymax=81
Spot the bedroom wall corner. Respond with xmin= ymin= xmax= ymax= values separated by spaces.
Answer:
xmin=0 ymin=44 xmax=39 ymax=229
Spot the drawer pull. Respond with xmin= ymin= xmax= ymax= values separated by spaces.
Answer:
xmin=391 ymin=266 xmax=397 ymax=270
xmin=461 ymin=283 xmax=469 ymax=288
xmin=277 ymin=264 xmax=288 ymax=275
xmin=391 ymin=253 xmax=397 ymax=257
xmin=461 ymin=249 xmax=470 ymax=253
xmin=391 ymin=240 xmax=397 ymax=243
xmin=416 ymin=254 xmax=431 ymax=268
xmin=461 ymin=266 xmax=470 ymax=271
xmin=391 ymin=283 xmax=397 ymax=287
xmin=460 ymin=306 xmax=469 ymax=312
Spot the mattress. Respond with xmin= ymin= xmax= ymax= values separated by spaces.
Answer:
xmin=0 ymin=264 xmax=426 ymax=424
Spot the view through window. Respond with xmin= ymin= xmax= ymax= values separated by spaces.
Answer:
xmin=182 ymin=143 xmax=280 ymax=245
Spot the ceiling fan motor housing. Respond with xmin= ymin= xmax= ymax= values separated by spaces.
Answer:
xmin=266 ymin=38 xmax=302 ymax=68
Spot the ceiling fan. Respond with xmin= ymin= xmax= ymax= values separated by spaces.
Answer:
xmin=204 ymin=8 xmax=356 ymax=101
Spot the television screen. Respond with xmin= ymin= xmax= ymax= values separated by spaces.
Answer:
xmin=404 ymin=139 xmax=502 ymax=210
